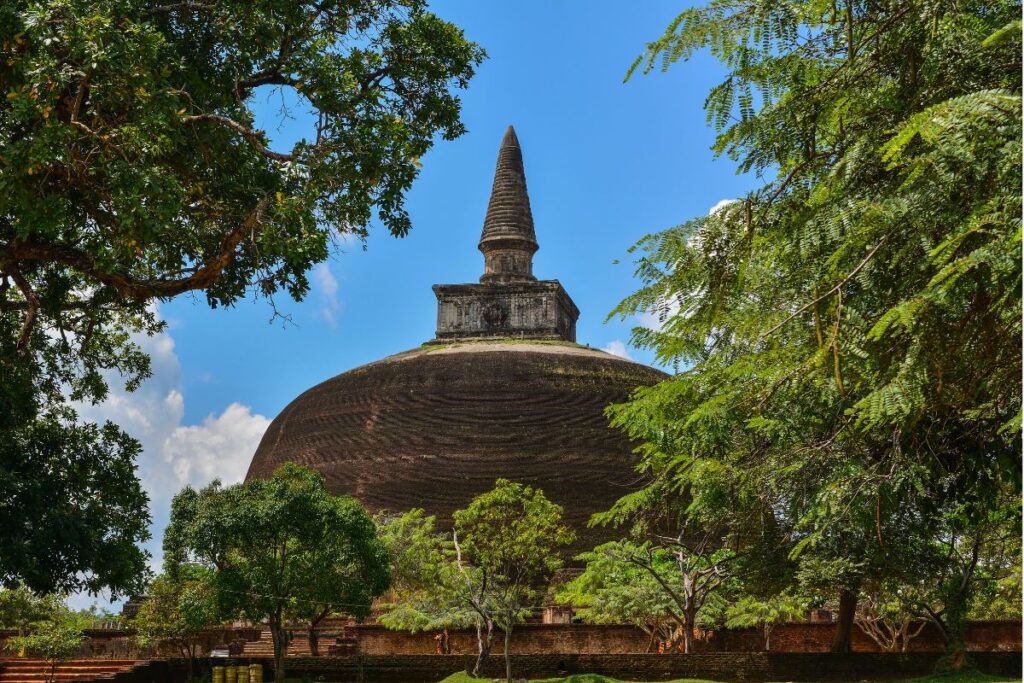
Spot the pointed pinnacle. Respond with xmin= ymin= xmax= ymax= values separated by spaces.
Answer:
xmin=479 ymin=125 xmax=538 ymax=251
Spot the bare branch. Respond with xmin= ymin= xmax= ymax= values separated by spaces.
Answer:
xmin=7 ymin=268 xmax=39 ymax=352
xmin=185 ymin=114 xmax=295 ymax=161
xmin=146 ymin=2 xmax=217 ymax=14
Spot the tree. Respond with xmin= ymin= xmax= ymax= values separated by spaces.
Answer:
xmin=557 ymin=542 xmax=692 ymax=652
xmin=0 ymin=0 xmax=483 ymax=597
xmin=0 ymin=585 xmax=63 ymax=637
xmin=0 ymin=411 xmax=151 ymax=597
xmin=132 ymin=568 xmax=220 ymax=681
xmin=376 ymin=509 xmax=476 ymax=635
xmin=6 ymin=604 xmax=89 ymax=683
xmin=725 ymin=593 xmax=806 ymax=652
xmin=453 ymin=480 xmax=574 ymax=681
xmin=610 ymin=0 xmax=1021 ymax=660
xmin=163 ymin=464 xmax=390 ymax=682
xmin=854 ymin=584 xmax=928 ymax=653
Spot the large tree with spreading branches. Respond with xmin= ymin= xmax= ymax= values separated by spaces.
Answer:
xmin=609 ymin=0 xmax=1020 ymax=663
xmin=0 ymin=0 xmax=483 ymax=595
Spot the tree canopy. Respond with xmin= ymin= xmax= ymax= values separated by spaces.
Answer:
xmin=163 ymin=464 xmax=390 ymax=682
xmin=0 ymin=0 xmax=482 ymax=596
xmin=132 ymin=568 xmax=220 ymax=680
xmin=453 ymin=479 xmax=574 ymax=682
xmin=609 ymin=0 xmax=1021 ymax=661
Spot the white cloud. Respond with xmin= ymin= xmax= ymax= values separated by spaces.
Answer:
xmin=602 ymin=340 xmax=633 ymax=360
xmin=312 ymin=263 xmax=341 ymax=328
xmin=633 ymin=200 xmax=734 ymax=333
xmin=709 ymin=198 xmax=737 ymax=214
xmin=69 ymin=307 xmax=269 ymax=610
xmin=163 ymin=403 xmax=270 ymax=489
xmin=635 ymin=296 xmax=682 ymax=332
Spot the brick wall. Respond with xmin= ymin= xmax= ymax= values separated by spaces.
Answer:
xmin=0 ymin=626 xmax=262 ymax=659
xmin=351 ymin=620 xmax=1022 ymax=655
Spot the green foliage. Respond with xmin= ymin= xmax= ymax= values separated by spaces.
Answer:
xmin=0 ymin=408 xmax=150 ymax=596
xmin=132 ymin=568 xmax=220 ymax=679
xmin=453 ymin=479 xmax=575 ymax=611
xmin=0 ymin=585 xmax=63 ymax=634
xmin=381 ymin=480 xmax=573 ymax=680
xmin=611 ymin=0 xmax=1021 ymax=658
xmin=0 ymin=0 xmax=483 ymax=598
xmin=439 ymin=675 xmax=725 ymax=683
xmin=724 ymin=592 xmax=806 ymax=650
xmin=454 ymin=479 xmax=574 ymax=680
xmin=375 ymin=509 xmax=475 ymax=633
xmin=163 ymin=464 xmax=390 ymax=682
xmin=557 ymin=541 xmax=684 ymax=648
xmin=6 ymin=603 xmax=90 ymax=679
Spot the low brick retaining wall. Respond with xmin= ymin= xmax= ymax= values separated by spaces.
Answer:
xmin=111 ymin=652 xmax=1022 ymax=683
xmin=350 ymin=620 xmax=1022 ymax=654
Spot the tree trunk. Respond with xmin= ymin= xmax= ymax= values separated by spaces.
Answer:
xmin=504 ymin=624 xmax=513 ymax=683
xmin=308 ymin=627 xmax=319 ymax=657
xmin=939 ymin=576 xmax=972 ymax=670
xmin=682 ymin=607 xmax=696 ymax=654
xmin=471 ymin=618 xmax=494 ymax=678
xmin=270 ymin=613 xmax=286 ymax=683
xmin=308 ymin=607 xmax=329 ymax=657
xmin=183 ymin=644 xmax=195 ymax=682
xmin=831 ymin=588 xmax=858 ymax=653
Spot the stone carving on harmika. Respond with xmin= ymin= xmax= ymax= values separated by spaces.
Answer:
xmin=432 ymin=125 xmax=579 ymax=342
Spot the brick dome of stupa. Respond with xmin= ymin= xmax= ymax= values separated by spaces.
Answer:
xmin=244 ymin=126 xmax=668 ymax=554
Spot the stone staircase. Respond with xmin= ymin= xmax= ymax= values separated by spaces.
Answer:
xmin=240 ymin=621 xmax=358 ymax=658
xmin=0 ymin=660 xmax=144 ymax=683
xmin=240 ymin=630 xmax=313 ymax=657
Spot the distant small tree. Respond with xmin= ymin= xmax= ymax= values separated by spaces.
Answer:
xmin=0 ymin=585 xmax=62 ymax=637
xmin=854 ymin=586 xmax=926 ymax=653
xmin=163 ymin=464 xmax=390 ymax=682
xmin=7 ymin=605 xmax=89 ymax=683
xmin=453 ymin=479 xmax=574 ymax=682
xmin=132 ymin=568 xmax=220 ymax=680
xmin=376 ymin=509 xmax=475 ymax=634
xmin=724 ymin=593 xmax=807 ymax=651
xmin=557 ymin=542 xmax=685 ymax=651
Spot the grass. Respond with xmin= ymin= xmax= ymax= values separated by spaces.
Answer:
xmin=437 ymin=669 xmax=1018 ymax=683
xmin=439 ymin=675 xmax=722 ymax=683
xmin=902 ymin=673 xmax=1018 ymax=683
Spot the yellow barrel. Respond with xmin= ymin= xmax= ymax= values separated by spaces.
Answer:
xmin=237 ymin=664 xmax=249 ymax=683
xmin=249 ymin=663 xmax=263 ymax=683
xmin=212 ymin=666 xmax=225 ymax=683
xmin=225 ymin=665 xmax=237 ymax=683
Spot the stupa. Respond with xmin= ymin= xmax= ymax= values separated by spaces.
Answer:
xmin=245 ymin=126 xmax=667 ymax=554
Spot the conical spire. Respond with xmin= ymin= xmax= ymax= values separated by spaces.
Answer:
xmin=479 ymin=125 xmax=538 ymax=283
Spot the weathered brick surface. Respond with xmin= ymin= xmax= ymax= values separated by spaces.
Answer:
xmin=432 ymin=281 xmax=578 ymax=341
xmin=350 ymin=620 xmax=1022 ymax=655
xmin=244 ymin=342 xmax=666 ymax=558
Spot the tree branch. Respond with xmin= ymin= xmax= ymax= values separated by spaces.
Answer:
xmin=7 ymin=268 xmax=39 ymax=352
xmin=761 ymin=235 xmax=889 ymax=338
xmin=5 ymin=196 xmax=271 ymax=300
xmin=185 ymin=114 xmax=294 ymax=161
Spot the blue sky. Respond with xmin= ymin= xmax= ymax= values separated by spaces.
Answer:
xmin=74 ymin=1 xmax=756 ymax=609
xmin=165 ymin=1 xmax=751 ymax=424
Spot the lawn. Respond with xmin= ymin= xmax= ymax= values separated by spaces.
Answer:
xmin=438 ymin=670 xmax=1018 ymax=683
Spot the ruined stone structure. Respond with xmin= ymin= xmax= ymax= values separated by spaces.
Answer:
xmin=245 ymin=126 xmax=666 ymax=555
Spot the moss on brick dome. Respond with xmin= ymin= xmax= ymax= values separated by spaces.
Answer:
xmin=245 ymin=340 xmax=667 ymax=555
